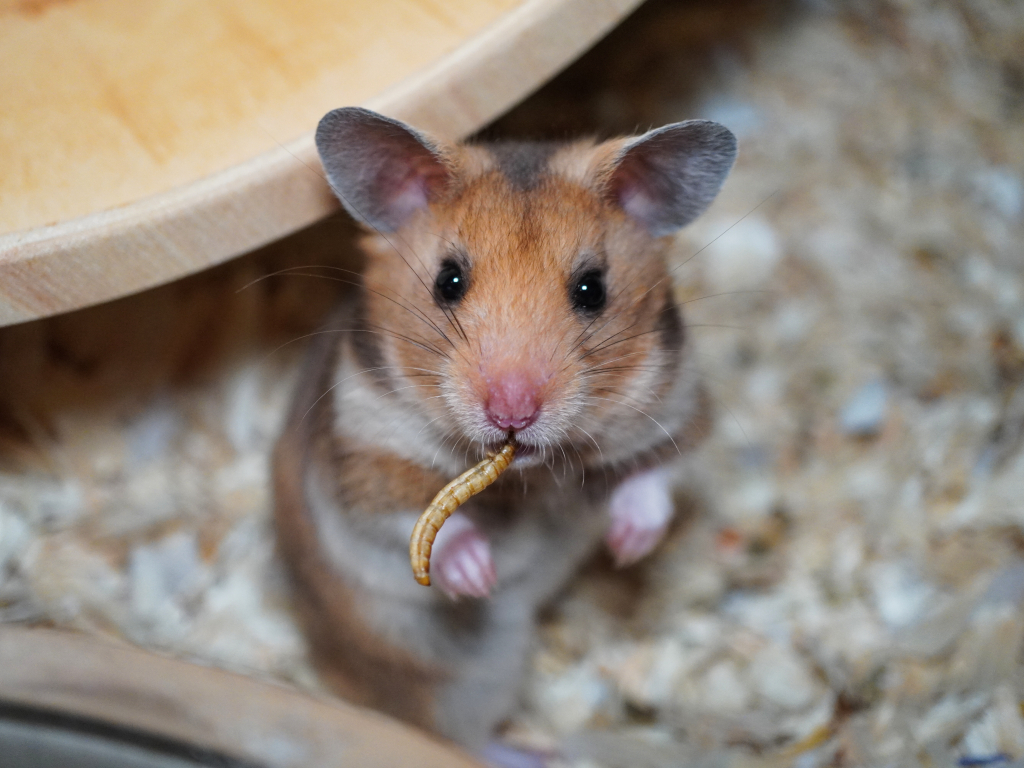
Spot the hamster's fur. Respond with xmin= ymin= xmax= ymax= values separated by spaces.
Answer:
xmin=273 ymin=108 xmax=736 ymax=750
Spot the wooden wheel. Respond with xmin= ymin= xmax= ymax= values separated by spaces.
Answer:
xmin=0 ymin=627 xmax=485 ymax=767
xmin=0 ymin=0 xmax=643 ymax=326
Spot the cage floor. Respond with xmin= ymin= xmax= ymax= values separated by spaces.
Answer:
xmin=1 ymin=1 xmax=1022 ymax=766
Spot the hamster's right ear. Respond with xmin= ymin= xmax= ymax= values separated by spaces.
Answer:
xmin=315 ymin=107 xmax=451 ymax=233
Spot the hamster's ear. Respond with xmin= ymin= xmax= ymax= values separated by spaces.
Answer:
xmin=315 ymin=107 xmax=451 ymax=233
xmin=605 ymin=120 xmax=737 ymax=236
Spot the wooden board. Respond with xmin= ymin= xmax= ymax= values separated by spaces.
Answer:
xmin=0 ymin=0 xmax=644 ymax=326
xmin=0 ymin=626 xmax=484 ymax=767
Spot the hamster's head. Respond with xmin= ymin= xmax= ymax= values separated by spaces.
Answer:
xmin=315 ymin=108 xmax=736 ymax=468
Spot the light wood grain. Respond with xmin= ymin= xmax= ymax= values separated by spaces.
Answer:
xmin=0 ymin=0 xmax=644 ymax=326
xmin=0 ymin=626 xmax=484 ymax=768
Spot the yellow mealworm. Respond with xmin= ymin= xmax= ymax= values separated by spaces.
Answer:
xmin=409 ymin=441 xmax=516 ymax=586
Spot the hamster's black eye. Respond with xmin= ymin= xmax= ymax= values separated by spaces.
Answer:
xmin=435 ymin=260 xmax=467 ymax=305
xmin=571 ymin=269 xmax=606 ymax=313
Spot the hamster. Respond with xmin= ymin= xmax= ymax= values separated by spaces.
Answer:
xmin=272 ymin=107 xmax=736 ymax=754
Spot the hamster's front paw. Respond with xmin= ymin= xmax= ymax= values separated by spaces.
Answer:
xmin=431 ymin=512 xmax=497 ymax=599
xmin=605 ymin=467 xmax=674 ymax=567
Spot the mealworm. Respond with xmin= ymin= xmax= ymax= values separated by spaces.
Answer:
xmin=409 ymin=441 xmax=516 ymax=586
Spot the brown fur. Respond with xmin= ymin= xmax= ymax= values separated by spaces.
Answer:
xmin=273 ymin=325 xmax=442 ymax=728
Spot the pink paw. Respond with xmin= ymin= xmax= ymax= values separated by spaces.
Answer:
xmin=431 ymin=512 xmax=497 ymax=599
xmin=605 ymin=467 xmax=674 ymax=568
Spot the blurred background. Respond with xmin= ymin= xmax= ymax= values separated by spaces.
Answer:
xmin=1 ymin=0 xmax=1023 ymax=765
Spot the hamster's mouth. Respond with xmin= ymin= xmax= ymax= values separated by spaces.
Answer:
xmin=483 ymin=438 xmax=541 ymax=466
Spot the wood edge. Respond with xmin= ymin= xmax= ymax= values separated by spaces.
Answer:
xmin=373 ymin=0 xmax=645 ymax=138
xmin=0 ymin=626 xmax=484 ymax=768
xmin=0 ymin=0 xmax=645 ymax=327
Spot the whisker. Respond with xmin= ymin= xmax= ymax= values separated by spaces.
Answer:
xmin=242 ymin=265 xmax=459 ymax=350
xmin=415 ymin=413 xmax=450 ymax=440
xmin=581 ymin=327 xmax=663 ymax=360
xmin=298 ymin=348 xmax=444 ymax=424
xmin=299 ymin=361 xmax=394 ymax=423
xmin=588 ymin=385 xmax=664 ymax=408
xmin=671 ymin=189 xmax=779 ymax=277
xmin=679 ymin=289 xmax=774 ymax=307
xmin=361 ymin=322 xmax=449 ymax=360
xmin=369 ymin=383 xmax=442 ymax=403
xmin=431 ymin=428 xmax=460 ymax=469
xmin=585 ymin=395 xmax=681 ymax=456
xmin=570 ymin=424 xmax=604 ymax=465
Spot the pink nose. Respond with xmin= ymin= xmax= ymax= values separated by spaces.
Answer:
xmin=485 ymin=373 xmax=541 ymax=431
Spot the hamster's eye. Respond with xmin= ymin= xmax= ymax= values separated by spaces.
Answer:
xmin=435 ymin=260 xmax=467 ymax=305
xmin=571 ymin=269 xmax=606 ymax=313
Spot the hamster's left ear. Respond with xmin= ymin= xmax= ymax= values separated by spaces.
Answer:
xmin=604 ymin=120 xmax=737 ymax=237
xmin=315 ymin=107 xmax=451 ymax=233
